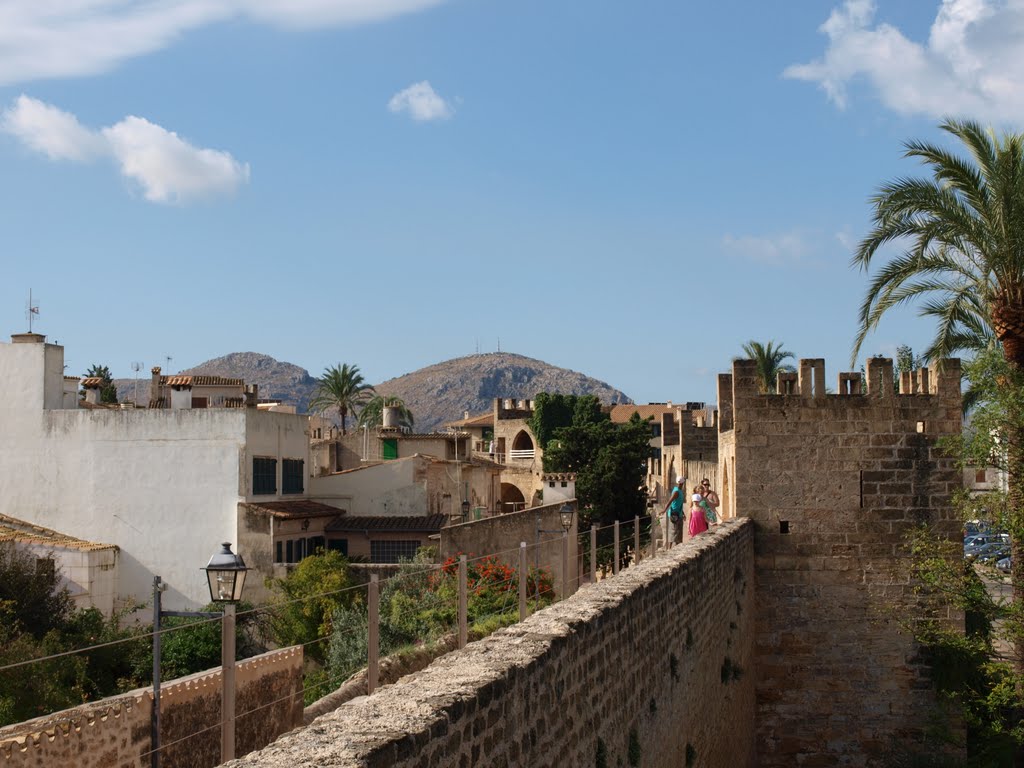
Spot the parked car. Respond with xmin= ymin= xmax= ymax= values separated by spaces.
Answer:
xmin=964 ymin=533 xmax=1009 ymax=554
xmin=997 ymin=556 xmax=1012 ymax=573
xmin=970 ymin=542 xmax=1011 ymax=564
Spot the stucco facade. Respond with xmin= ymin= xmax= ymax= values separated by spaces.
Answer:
xmin=0 ymin=336 xmax=314 ymax=609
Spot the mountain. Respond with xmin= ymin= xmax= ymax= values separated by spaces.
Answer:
xmin=373 ymin=353 xmax=632 ymax=432
xmin=113 ymin=353 xmax=318 ymax=408
xmin=114 ymin=351 xmax=632 ymax=431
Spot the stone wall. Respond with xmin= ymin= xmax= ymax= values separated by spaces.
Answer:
xmin=440 ymin=500 xmax=580 ymax=598
xmin=720 ymin=357 xmax=963 ymax=766
xmin=226 ymin=519 xmax=757 ymax=768
xmin=0 ymin=647 xmax=303 ymax=768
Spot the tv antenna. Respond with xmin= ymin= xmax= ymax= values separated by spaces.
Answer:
xmin=131 ymin=362 xmax=143 ymax=404
xmin=165 ymin=355 xmax=173 ymax=371
xmin=25 ymin=290 xmax=39 ymax=333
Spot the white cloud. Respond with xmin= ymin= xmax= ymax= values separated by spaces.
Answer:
xmin=0 ymin=1 xmax=447 ymax=86
xmin=388 ymin=81 xmax=454 ymax=122
xmin=1 ymin=95 xmax=249 ymax=204
xmin=721 ymin=231 xmax=815 ymax=267
xmin=785 ymin=0 xmax=1024 ymax=122
xmin=0 ymin=95 xmax=105 ymax=161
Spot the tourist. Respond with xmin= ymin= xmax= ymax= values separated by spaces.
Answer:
xmin=689 ymin=492 xmax=709 ymax=537
xmin=701 ymin=479 xmax=720 ymax=525
xmin=663 ymin=476 xmax=686 ymax=545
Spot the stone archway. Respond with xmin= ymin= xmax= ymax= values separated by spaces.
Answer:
xmin=499 ymin=482 xmax=526 ymax=514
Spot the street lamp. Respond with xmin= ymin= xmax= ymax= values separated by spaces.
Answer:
xmin=151 ymin=543 xmax=248 ymax=768
xmin=535 ymin=503 xmax=576 ymax=601
xmin=558 ymin=503 xmax=575 ymax=533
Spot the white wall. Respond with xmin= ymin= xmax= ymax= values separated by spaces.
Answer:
xmin=309 ymin=458 xmax=424 ymax=516
xmin=0 ymin=340 xmax=315 ymax=610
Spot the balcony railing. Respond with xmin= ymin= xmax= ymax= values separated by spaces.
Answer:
xmin=508 ymin=449 xmax=535 ymax=461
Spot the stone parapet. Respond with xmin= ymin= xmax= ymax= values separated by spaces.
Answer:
xmin=227 ymin=519 xmax=757 ymax=768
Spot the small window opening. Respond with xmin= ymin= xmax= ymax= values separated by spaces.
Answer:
xmin=779 ymin=520 xmax=790 ymax=534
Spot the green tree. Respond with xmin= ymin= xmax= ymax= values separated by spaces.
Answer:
xmin=265 ymin=549 xmax=356 ymax=665
xmin=308 ymin=364 xmax=375 ymax=435
xmin=0 ymin=543 xmax=74 ymax=639
xmin=851 ymin=119 xmax=1024 ymax=677
xmin=0 ymin=548 xmax=149 ymax=726
xmin=83 ymin=364 xmax=118 ymax=404
xmin=736 ymin=340 xmax=795 ymax=394
xmin=540 ymin=400 xmax=651 ymax=528
xmin=356 ymin=395 xmax=414 ymax=430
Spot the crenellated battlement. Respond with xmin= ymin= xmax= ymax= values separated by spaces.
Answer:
xmin=718 ymin=358 xmax=962 ymax=439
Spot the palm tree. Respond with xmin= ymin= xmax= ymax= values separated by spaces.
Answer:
xmin=851 ymin=118 xmax=1024 ymax=672
xmin=736 ymin=340 xmax=795 ymax=394
xmin=308 ymin=363 xmax=375 ymax=435
xmin=357 ymin=395 xmax=415 ymax=430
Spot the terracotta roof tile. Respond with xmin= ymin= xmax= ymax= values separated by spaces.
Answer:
xmin=446 ymin=412 xmax=494 ymax=428
xmin=0 ymin=514 xmax=117 ymax=552
xmin=80 ymin=377 xmax=104 ymax=388
xmin=325 ymin=514 xmax=447 ymax=533
xmin=243 ymin=501 xmax=344 ymax=519
xmin=160 ymin=375 xmax=245 ymax=388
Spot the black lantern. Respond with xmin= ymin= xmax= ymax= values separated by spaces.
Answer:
xmin=461 ymin=499 xmax=471 ymax=517
xmin=558 ymin=503 xmax=575 ymax=533
xmin=204 ymin=542 xmax=248 ymax=602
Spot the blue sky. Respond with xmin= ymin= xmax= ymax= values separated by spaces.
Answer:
xmin=1 ymin=0 xmax=1019 ymax=405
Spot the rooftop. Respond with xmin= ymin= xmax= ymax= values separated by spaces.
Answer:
xmin=0 ymin=513 xmax=117 ymax=552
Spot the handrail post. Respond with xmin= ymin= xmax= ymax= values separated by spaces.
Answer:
xmin=590 ymin=527 xmax=597 ymax=585
xmin=458 ymin=555 xmax=468 ymax=648
xmin=151 ymin=576 xmax=162 ymax=768
xmin=634 ymin=515 xmax=641 ymax=566
xmin=518 ymin=542 xmax=528 ymax=620
xmin=613 ymin=520 xmax=620 ymax=575
xmin=368 ymin=574 xmax=379 ymax=693
xmin=220 ymin=603 xmax=236 ymax=764
xmin=561 ymin=532 xmax=569 ymax=600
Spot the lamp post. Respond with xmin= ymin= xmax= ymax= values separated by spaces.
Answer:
xmin=534 ymin=503 xmax=575 ymax=601
xmin=151 ymin=543 xmax=248 ymax=768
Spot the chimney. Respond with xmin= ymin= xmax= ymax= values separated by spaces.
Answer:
xmin=464 ymin=411 xmax=470 ymax=420
xmin=81 ymin=378 xmax=102 ymax=405
xmin=11 ymin=333 xmax=46 ymax=344
xmin=150 ymin=367 xmax=162 ymax=405
xmin=245 ymin=384 xmax=259 ymax=407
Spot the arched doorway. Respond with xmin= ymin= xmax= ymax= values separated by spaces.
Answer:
xmin=499 ymin=482 xmax=526 ymax=514
xmin=510 ymin=430 xmax=535 ymax=460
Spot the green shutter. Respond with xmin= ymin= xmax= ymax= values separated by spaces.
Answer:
xmin=382 ymin=438 xmax=398 ymax=460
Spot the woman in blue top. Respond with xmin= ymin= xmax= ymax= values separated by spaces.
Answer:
xmin=662 ymin=476 xmax=686 ymax=544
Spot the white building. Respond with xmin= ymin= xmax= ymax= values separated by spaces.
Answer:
xmin=0 ymin=333 xmax=320 ymax=610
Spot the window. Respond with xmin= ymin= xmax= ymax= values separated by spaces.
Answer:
xmin=561 ymin=481 xmax=568 ymax=488
xmin=328 ymin=539 xmax=349 ymax=556
xmin=283 ymin=459 xmax=304 ymax=494
xmin=370 ymin=540 xmax=420 ymax=563
xmin=253 ymin=457 xmax=277 ymax=495
xmin=285 ymin=539 xmax=294 ymax=563
xmin=975 ymin=469 xmax=988 ymax=484
xmin=651 ymin=424 xmax=662 ymax=438
xmin=308 ymin=536 xmax=325 ymax=555
xmin=275 ymin=541 xmax=283 ymax=563
xmin=191 ymin=397 xmax=208 ymax=409
xmin=382 ymin=438 xmax=398 ymax=460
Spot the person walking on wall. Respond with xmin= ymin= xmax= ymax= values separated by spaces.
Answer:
xmin=701 ymin=479 xmax=720 ymax=526
xmin=663 ymin=476 xmax=686 ymax=545
xmin=689 ymin=492 xmax=709 ymax=537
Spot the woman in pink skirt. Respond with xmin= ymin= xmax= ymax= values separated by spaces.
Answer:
xmin=688 ymin=492 xmax=708 ymax=537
